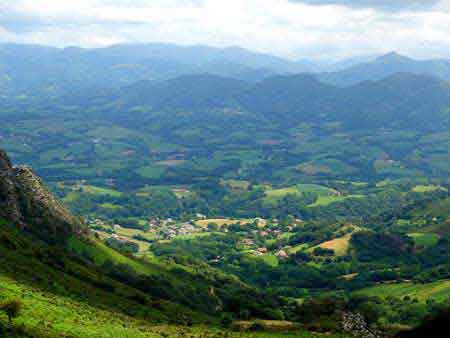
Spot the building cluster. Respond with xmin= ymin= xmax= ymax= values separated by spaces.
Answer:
xmin=89 ymin=216 xmax=305 ymax=260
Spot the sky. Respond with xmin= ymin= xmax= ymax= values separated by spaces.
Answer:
xmin=1 ymin=0 xmax=450 ymax=61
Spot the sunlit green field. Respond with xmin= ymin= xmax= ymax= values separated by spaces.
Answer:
xmin=408 ymin=233 xmax=440 ymax=247
xmin=355 ymin=280 xmax=450 ymax=302
xmin=308 ymin=195 xmax=364 ymax=207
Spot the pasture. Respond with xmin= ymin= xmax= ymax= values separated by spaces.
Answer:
xmin=408 ymin=233 xmax=440 ymax=247
xmin=195 ymin=218 xmax=251 ymax=228
xmin=72 ymin=184 xmax=122 ymax=197
xmin=308 ymin=195 xmax=364 ymax=207
xmin=355 ymin=280 xmax=450 ymax=302
xmin=314 ymin=234 xmax=353 ymax=256
xmin=412 ymin=185 xmax=447 ymax=193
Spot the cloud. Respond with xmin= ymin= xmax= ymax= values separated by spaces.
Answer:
xmin=0 ymin=0 xmax=450 ymax=61
xmin=288 ymin=0 xmax=441 ymax=12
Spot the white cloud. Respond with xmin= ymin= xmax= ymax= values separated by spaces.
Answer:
xmin=288 ymin=1 xmax=440 ymax=12
xmin=1 ymin=0 xmax=450 ymax=60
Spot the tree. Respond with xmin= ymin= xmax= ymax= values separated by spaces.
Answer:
xmin=1 ymin=299 xmax=23 ymax=323
xmin=207 ymin=222 xmax=219 ymax=231
xmin=220 ymin=313 xmax=233 ymax=327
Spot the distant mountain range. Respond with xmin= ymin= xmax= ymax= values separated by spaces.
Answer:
xmin=2 ymin=43 xmax=450 ymax=97
xmin=319 ymin=52 xmax=450 ymax=86
xmin=0 ymin=43 xmax=308 ymax=96
xmin=79 ymin=72 xmax=450 ymax=133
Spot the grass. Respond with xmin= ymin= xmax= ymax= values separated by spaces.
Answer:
xmin=154 ymin=160 xmax=186 ymax=167
xmin=61 ymin=192 xmax=80 ymax=204
xmin=297 ymin=184 xmax=338 ymax=195
xmin=0 ymin=274 xmax=162 ymax=338
xmin=195 ymin=218 xmax=248 ymax=228
xmin=355 ymin=280 xmax=450 ymax=302
xmin=136 ymin=165 xmax=166 ymax=179
xmin=412 ymin=185 xmax=447 ymax=193
xmin=265 ymin=187 xmax=299 ymax=199
xmin=223 ymin=179 xmax=251 ymax=190
xmin=314 ymin=234 xmax=353 ymax=256
xmin=309 ymin=195 xmax=364 ymax=207
xmin=99 ymin=203 xmax=122 ymax=210
xmin=174 ymin=232 xmax=219 ymax=240
xmin=67 ymin=237 xmax=156 ymax=275
xmin=408 ymin=233 xmax=440 ymax=247
xmin=287 ymin=243 xmax=310 ymax=254
xmin=114 ymin=227 xmax=155 ymax=240
xmin=259 ymin=254 xmax=279 ymax=267
xmin=74 ymin=185 xmax=122 ymax=197
xmin=0 ymin=274 xmax=347 ymax=338
xmin=0 ymin=227 xmax=345 ymax=338
xmin=261 ymin=184 xmax=363 ymax=208
xmin=264 ymin=184 xmax=337 ymax=204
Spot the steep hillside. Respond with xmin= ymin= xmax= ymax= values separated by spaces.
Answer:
xmin=0 ymin=149 xmax=83 ymax=243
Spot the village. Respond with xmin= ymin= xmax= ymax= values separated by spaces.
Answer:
xmin=87 ymin=215 xmax=306 ymax=260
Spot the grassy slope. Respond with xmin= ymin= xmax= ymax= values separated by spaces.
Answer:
xmin=1 ymin=274 xmax=348 ymax=338
xmin=0 ymin=222 xmax=204 ymax=322
xmin=0 ymin=222 xmax=348 ymax=338
xmin=355 ymin=280 xmax=450 ymax=302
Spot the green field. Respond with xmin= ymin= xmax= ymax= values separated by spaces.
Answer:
xmin=264 ymin=184 xmax=338 ymax=204
xmin=356 ymin=280 xmax=450 ymax=302
xmin=259 ymin=254 xmax=279 ymax=267
xmin=75 ymin=185 xmax=122 ymax=197
xmin=309 ymin=195 xmax=364 ymax=207
xmin=136 ymin=165 xmax=166 ymax=179
xmin=412 ymin=185 xmax=447 ymax=193
xmin=408 ymin=233 xmax=440 ymax=247
xmin=99 ymin=203 xmax=122 ymax=210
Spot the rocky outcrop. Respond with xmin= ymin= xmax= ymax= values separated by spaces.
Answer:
xmin=0 ymin=149 xmax=83 ymax=243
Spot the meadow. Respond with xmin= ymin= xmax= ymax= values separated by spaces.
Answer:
xmin=355 ymin=280 xmax=450 ymax=302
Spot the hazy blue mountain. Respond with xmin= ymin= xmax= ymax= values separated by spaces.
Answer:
xmin=0 ymin=43 xmax=311 ymax=97
xmin=109 ymin=74 xmax=250 ymax=111
xmin=335 ymin=73 xmax=450 ymax=130
xmin=237 ymin=74 xmax=338 ymax=122
xmin=319 ymin=52 xmax=450 ymax=86
xmin=319 ymin=54 xmax=379 ymax=72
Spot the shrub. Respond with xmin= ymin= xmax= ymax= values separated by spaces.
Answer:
xmin=0 ymin=299 xmax=23 ymax=323
xmin=220 ymin=313 xmax=233 ymax=327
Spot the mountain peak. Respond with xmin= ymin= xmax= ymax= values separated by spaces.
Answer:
xmin=375 ymin=52 xmax=412 ymax=63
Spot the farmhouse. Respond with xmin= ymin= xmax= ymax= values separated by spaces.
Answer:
xmin=275 ymin=250 xmax=289 ymax=259
xmin=257 ymin=247 xmax=268 ymax=254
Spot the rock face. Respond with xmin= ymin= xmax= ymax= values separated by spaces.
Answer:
xmin=0 ymin=149 xmax=83 ymax=243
